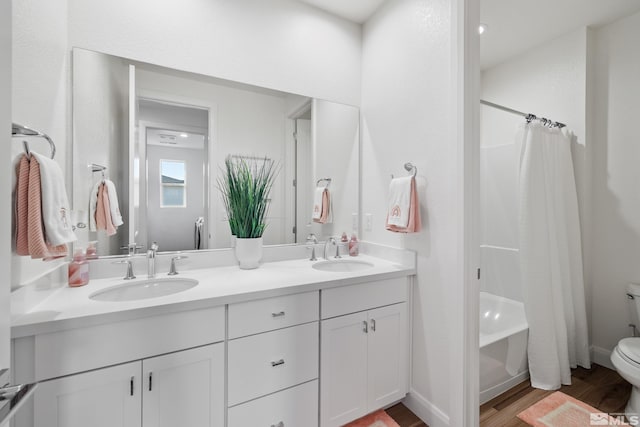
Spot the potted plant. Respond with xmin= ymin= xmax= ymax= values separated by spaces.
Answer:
xmin=218 ymin=155 xmax=279 ymax=269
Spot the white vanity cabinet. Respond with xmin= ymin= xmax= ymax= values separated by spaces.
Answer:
xmin=33 ymin=343 xmax=224 ymax=427
xmin=34 ymin=361 xmax=141 ymax=427
xmin=227 ymin=291 xmax=320 ymax=427
xmin=320 ymin=278 xmax=409 ymax=427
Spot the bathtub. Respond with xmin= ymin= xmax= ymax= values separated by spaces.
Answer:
xmin=479 ymin=291 xmax=529 ymax=404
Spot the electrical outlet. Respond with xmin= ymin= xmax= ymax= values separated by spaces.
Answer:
xmin=365 ymin=213 xmax=373 ymax=231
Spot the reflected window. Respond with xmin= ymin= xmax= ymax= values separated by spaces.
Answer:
xmin=160 ymin=160 xmax=186 ymax=207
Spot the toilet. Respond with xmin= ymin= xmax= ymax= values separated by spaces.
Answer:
xmin=611 ymin=283 xmax=640 ymax=416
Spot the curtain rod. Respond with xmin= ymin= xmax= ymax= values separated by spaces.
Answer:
xmin=480 ymin=99 xmax=566 ymax=128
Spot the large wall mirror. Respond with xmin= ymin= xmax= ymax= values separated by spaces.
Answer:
xmin=72 ymin=48 xmax=359 ymax=257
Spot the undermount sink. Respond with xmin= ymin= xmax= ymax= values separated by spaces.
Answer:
xmin=89 ymin=278 xmax=199 ymax=302
xmin=312 ymin=259 xmax=374 ymax=272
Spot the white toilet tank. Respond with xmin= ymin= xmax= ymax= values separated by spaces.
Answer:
xmin=627 ymin=284 xmax=640 ymax=335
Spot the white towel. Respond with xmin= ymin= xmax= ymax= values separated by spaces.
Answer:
xmin=104 ymin=179 xmax=123 ymax=226
xmin=312 ymin=188 xmax=325 ymax=220
xmin=89 ymin=180 xmax=101 ymax=232
xmin=31 ymin=153 xmax=77 ymax=246
xmin=386 ymin=176 xmax=412 ymax=228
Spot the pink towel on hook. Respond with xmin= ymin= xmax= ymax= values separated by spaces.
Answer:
xmin=15 ymin=154 xmax=68 ymax=260
xmin=385 ymin=177 xmax=422 ymax=233
xmin=312 ymin=188 xmax=331 ymax=224
xmin=95 ymin=183 xmax=117 ymax=236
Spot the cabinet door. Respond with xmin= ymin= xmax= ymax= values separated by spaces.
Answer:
xmin=142 ymin=343 xmax=224 ymax=427
xmin=367 ymin=303 xmax=408 ymax=410
xmin=33 ymin=361 xmax=141 ymax=427
xmin=320 ymin=311 xmax=368 ymax=427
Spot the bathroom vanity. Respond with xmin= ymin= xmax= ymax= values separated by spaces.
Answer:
xmin=10 ymin=249 xmax=414 ymax=427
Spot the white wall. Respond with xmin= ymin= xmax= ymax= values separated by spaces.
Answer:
xmin=1 ymin=0 xmax=12 ymax=373
xmin=480 ymin=28 xmax=589 ymax=305
xmin=67 ymin=0 xmax=362 ymax=106
xmin=361 ymin=0 xmax=454 ymax=424
xmin=11 ymin=0 xmax=69 ymax=285
xmin=590 ymin=11 xmax=640 ymax=361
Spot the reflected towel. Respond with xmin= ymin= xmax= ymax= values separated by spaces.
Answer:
xmin=31 ymin=152 xmax=76 ymax=246
xmin=95 ymin=183 xmax=117 ymax=236
xmin=104 ymin=179 xmax=123 ymax=227
xmin=15 ymin=154 xmax=67 ymax=259
xmin=312 ymin=187 xmax=331 ymax=224
xmin=386 ymin=177 xmax=421 ymax=233
xmin=89 ymin=180 xmax=101 ymax=232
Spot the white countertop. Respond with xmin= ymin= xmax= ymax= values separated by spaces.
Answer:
xmin=11 ymin=254 xmax=415 ymax=338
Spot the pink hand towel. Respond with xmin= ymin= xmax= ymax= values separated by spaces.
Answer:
xmin=16 ymin=155 xmax=68 ymax=260
xmin=312 ymin=188 xmax=331 ymax=224
xmin=386 ymin=177 xmax=422 ymax=233
xmin=101 ymin=182 xmax=117 ymax=236
xmin=15 ymin=155 xmax=30 ymax=256
xmin=95 ymin=183 xmax=117 ymax=236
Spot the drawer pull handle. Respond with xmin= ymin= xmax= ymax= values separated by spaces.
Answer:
xmin=271 ymin=359 xmax=285 ymax=367
xmin=149 ymin=372 xmax=153 ymax=391
xmin=271 ymin=311 xmax=285 ymax=317
xmin=363 ymin=320 xmax=368 ymax=333
xmin=130 ymin=376 xmax=134 ymax=396
xmin=371 ymin=319 xmax=376 ymax=332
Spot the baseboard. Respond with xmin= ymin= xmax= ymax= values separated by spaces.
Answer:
xmin=592 ymin=345 xmax=614 ymax=370
xmin=403 ymin=389 xmax=450 ymax=427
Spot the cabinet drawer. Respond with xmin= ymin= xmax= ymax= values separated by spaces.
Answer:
xmin=321 ymin=278 xmax=407 ymax=319
xmin=228 ymin=291 xmax=319 ymax=339
xmin=228 ymin=322 xmax=319 ymax=406
xmin=34 ymin=306 xmax=225 ymax=381
xmin=228 ymin=380 xmax=318 ymax=427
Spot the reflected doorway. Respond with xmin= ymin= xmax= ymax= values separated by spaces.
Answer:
xmin=138 ymin=99 xmax=209 ymax=252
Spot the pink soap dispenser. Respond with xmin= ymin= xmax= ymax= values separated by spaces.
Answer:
xmin=349 ymin=234 xmax=359 ymax=257
xmin=69 ymin=248 xmax=90 ymax=287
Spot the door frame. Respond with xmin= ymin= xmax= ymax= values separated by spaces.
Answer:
xmin=136 ymin=91 xmax=215 ymax=250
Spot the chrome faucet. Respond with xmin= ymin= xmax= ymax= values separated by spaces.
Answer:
xmin=113 ymin=258 xmax=136 ymax=280
xmin=323 ymin=237 xmax=338 ymax=260
xmin=147 ymin=242 xmax=159 ymax=278
xmin=306 ymin=233 xmax=318 ymax=261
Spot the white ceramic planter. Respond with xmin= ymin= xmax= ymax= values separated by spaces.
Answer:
xmin=235 ymin=237 xmax=263 ymax=269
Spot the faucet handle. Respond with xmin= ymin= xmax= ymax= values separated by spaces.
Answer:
xmin=306 ymin=233 xmax=318 ymax=244
xmin=150 ymin=241 xmax=159 ymax=252
xmin=168 ymin=256 xmax=188 ymax=276
xmin=120 ymin=243 xmax=144 ymax=255
xmin=113 ymin=259 xmax=136 ymax=280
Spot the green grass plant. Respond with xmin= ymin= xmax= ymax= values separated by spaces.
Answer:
xmin=218 ymin=156 xmax=280 ymax=239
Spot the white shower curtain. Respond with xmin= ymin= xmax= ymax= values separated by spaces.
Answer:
xmin=518 ymin=122 xmax=591 ymax=390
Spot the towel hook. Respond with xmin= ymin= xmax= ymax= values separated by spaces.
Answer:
xmin=404 ymin=162 xmax=417 ymax=177
xmin=12 ymin=123 xmax=56 ymax=159
xmin=89 ymin=163 xmax=107 ymax=181
xmin=391 ymin=163 xmax=418 ymax=179
xmin=316 ymin=178 xmax=331 ymax=188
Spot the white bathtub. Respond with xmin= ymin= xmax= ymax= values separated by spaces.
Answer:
xmin=479 ymin=291 xmax=529 ymax=404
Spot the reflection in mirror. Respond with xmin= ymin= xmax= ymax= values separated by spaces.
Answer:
xmin=72 ymin=48 xmax=359 ymax=257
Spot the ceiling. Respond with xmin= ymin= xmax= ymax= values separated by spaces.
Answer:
xmin=296 ymin=0 xmax=386 ymax=23
xmin=294 ymin=0 xmax=640 ymax=70
xmin=481 ymin=0 xmax=640 ymax=69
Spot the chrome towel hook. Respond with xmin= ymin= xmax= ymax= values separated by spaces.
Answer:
xmin=12 ymin=123 xmax=56 ymax=159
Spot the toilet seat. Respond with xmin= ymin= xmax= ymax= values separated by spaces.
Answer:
xmin=617 ymin=337 xmax=640 ymax=367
